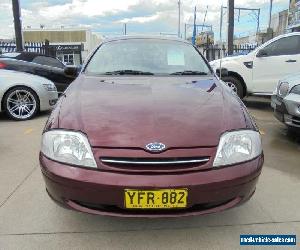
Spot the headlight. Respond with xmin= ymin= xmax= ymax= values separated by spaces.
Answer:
xmin=277 ymin=81 xmax=289 ymax=97
xmin=290 ymin=84 xmax=300 ymax=95
xmin=41 ymin=130 xmax=97 ymax=168
xmin=213 ymin=130 xmax=262 ymax=167
xmin=43 ymin=83 xmax=57 ymax=91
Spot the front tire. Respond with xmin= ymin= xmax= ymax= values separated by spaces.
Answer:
xmin=3 ymin=86 xmax=39 ymax=121
xmin=222 ymin=76 xmax=244 ymax=99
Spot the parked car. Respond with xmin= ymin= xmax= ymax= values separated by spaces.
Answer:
xmin=0 ymin=53 xmax=76 ymax=93
xmin=40 ymin=36 xmax=263 ymax=217
xmin=210 ymin=32 xmax=300 ymax=98
xmin=0 ymin=69 xmax=58 ymax=120
xmin=271 ymin=73 xmax=300 ymax=129
xmin=0 ymin=52 xmax=65 ymax=69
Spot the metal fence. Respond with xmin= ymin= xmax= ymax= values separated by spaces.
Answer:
xmin=0 ymin=40 xmax=56 ymax=56
xmin=200 ymin=44 xmax=257 ymax=62
xmin=0 ymin=39 xmax=257 ymax=63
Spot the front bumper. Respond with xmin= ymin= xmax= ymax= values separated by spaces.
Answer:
xmin=271 ymin=94 xmax=300 ymax=128
xmin=39 ymin=91 xmax=58 ymax=111
xmin=40 ymin=154 xmax=263 ymax=217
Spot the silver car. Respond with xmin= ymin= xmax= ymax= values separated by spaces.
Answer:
xmin=0 ymin=69 xmax=58 ymax=120
xmin=271 ymin=73 xmax=300 ymax=129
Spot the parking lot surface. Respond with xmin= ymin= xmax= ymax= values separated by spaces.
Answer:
xmin=0 ymin=97 xmax=299 ymax=250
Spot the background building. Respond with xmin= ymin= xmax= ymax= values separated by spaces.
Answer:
xmin=23 ymin=28 xmax=102 ymax=65
xmin=271 ymin=9 xmax=289 ymax=36
xmin=234 ymin=9 xmax=289 ymax=46
xmin=288 ymin=0 xmax=300 ymax=31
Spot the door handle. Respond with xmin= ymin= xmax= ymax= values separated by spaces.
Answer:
xmin=285 ymin=59 xmax=297 ymax=63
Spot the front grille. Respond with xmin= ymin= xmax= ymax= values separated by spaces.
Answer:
xmin=291 ymin=116 xmax=300 ymax=126
xmin=99 ymin=157 xmax=210 ymax=173
xmin=73 ymin=198 xmax=234 ymax=216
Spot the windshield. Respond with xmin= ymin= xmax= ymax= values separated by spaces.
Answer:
xmin=85 ymin=39 xmax=212 ymax=76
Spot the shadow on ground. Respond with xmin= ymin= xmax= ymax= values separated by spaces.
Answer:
xmin=0 ymin=111 xmax=50 ymax=122
xmin=243 ymin=96 xmax=272 ymax=111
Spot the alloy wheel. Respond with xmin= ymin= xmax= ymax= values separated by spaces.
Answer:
xmin=6 ymin=89 xmax=37 ymax=120
xmin=225 ymin=81 xmax=238 ymax=93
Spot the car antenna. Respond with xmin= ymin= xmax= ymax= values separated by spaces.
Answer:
xmin=219 ymin=5 xmax=223 ymax=79
xmin=219 ymin=51 xmax=223 ymax=79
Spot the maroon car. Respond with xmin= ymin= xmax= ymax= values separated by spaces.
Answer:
xmin=40 ymin=36 xmax=263 ymax=217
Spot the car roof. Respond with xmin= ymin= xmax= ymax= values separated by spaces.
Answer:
xmin=276 ymin=32 xmax=300 ymax=39
xmin=1 ymin=52 xmax=55 ymax=61
xmin=0 ymin=58 xmax=64 ymax=70
xmin=253 ymin=32 xmax=300 ymax=51
xmin=102 ymin=35 xmax=192 ymax=45
xmin=16 ymin=52 xmax=47 ymax=61
xmin=0 ymin=52 xmax=21 ymax=58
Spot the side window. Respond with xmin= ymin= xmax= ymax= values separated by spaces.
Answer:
xmin=32 ymin=56 xmax=64 ymax=68
xmin=262 ymin=36 xmax=300 ymax=56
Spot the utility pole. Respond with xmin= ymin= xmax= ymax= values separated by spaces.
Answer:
xmin=12 ymin=0 xmax=23 ymax=51
xmin=192 ymin=6 xmax=197 ymax=45
xmin=123 ymin=23 xmax=127 ymax=35
xmin=257 ymin=8 xmax=261 ymax=33
xmin=227 ymin=0 xmax=234 ymax=56
xmin=268 ymin=0 xmax=273 ymax=29
xmin=220 ymin=6 xmax=223 ymax=44
xmin=202 ymin=6 xmax=209 ymax=32
xmin=221 ymin=6 xmax=260 ymax=37
xmin=178 ymin=0 xmax=181 ymax=37
xmin=185 ymin=23 xmax=212 ymax=41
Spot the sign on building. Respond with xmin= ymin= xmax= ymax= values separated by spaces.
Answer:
xmin=288 ymin=0 xmax=300 ymax=28
xmin=49 ymin=44 xmax=84 ymax=66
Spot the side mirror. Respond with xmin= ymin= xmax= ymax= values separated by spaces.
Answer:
xmin=64 ymin=66 xmax=81 ymax=77
xmin=216 ymin=68 xmax=228 ymax=77
xmin=256 ymin=49 xmax=268 ymax=57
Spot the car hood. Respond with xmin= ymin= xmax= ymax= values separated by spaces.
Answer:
xmin=210 ymin=51 xmax=256 ymax=66
xmin=281 ymin=72 xmax=300 ymax=88
xmin=210 ymin=55 xmax=245 ymax=65
xmin=57 ymin=75 xmax=251 ymax=148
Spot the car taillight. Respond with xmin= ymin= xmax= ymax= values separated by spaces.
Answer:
xmin=0 ymin=62 xmax=7 ymax=69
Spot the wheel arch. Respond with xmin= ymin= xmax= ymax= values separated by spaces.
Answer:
xmin=1 ymin=85 xmax=41 ymax=112
xmin=227 ymin=71 xmax=248 ymax=97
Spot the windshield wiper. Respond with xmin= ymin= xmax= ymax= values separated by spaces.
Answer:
xmin=103 ymin=70 xmax=154 ymax=75
xmin=170 ymin=70 xmax=208 ymax=75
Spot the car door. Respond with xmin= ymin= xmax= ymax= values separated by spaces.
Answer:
xmin=252 ymin=35 xmax=300 ymax=94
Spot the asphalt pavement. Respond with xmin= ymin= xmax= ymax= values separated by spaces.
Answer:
xmin=0 ymin=97 xmax=299 ymax=250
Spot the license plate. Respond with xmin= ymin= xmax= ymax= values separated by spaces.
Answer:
xmin=124 ymin=189 xmax=188 ymax=209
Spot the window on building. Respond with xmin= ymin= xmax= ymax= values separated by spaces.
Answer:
xmin=63 ymin=54 xmax=74 ymax=65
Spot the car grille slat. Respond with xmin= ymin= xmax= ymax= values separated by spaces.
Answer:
xmin=291 ymin=116 xmax=300 ymax=126
xmin=99 ymin=157 xmax=210 ymax=173
xmin=101 ymin=157 xmax=209 ymax=165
